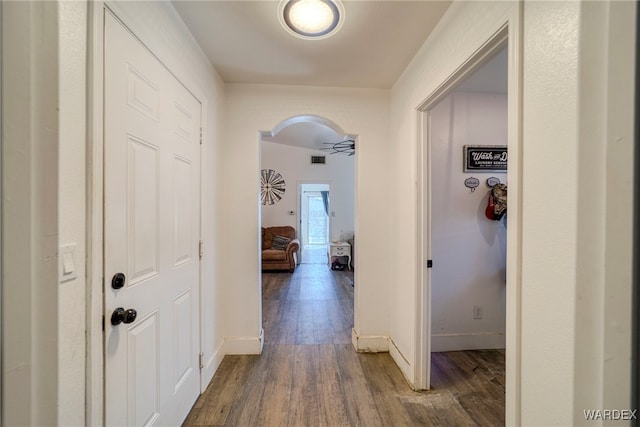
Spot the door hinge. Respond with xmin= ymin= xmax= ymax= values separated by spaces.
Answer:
xmin=199 ymin=240 xmax=204 ymax=259
xmin=199 ymin=352 xmax=204 ymax=369
xmin=200 ymin=127 xmax=203 ymax=145
xmin=427 ymin=260 xmax=433 ymax=268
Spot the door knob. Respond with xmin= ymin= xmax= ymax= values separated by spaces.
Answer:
xmin=111 ymin=307 xmax=137 ymax=325
xmin=111 ymin=273 xmax=126 ymax=289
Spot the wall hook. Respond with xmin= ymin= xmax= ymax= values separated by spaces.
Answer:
xmin=464 ymin=177 xmax=480 ymax=192
xmin=486 ymin=177 xmax=501 ymax=188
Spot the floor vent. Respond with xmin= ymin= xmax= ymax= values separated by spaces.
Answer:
xmin=311 ymin=155 xmax=326 ymax=164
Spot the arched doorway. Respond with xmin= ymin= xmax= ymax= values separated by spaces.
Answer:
xmin=260 ymin=114 xmax=357 ymax=343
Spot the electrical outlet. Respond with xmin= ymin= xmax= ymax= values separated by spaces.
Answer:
xmin=473 ymin=305 xmax=483 ymax=320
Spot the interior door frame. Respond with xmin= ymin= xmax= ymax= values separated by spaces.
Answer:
xmin=633 ymin=0 xmax=640 ymax=416
xmin=0 ymin=3 xmax=4 ymax=422
xmin=415 ymin=5 xmax=522 ymax=424
xmin=87 ymin=3 xmax=206 ymax=424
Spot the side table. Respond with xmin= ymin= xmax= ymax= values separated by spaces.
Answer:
xmin=328 ymin=242 xmax=351 ymax=270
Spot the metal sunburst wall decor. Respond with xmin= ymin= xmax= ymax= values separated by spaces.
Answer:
xmin=261 ymin=169 xmax=286 ymax=205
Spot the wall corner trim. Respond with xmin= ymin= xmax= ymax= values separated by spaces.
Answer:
xmin=351 ymin=329 xmax=390 ymax=352
xmin=350 ymin=330 xmax=417 ymax=389
xmin=200 ymin=341 xmax=225 ymax=393
xmin=389 ymin=338 xmax=415 ymax=390
xmin=222 ymin=329 xmax=264 ymax=355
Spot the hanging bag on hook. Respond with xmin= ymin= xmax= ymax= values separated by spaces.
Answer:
xmin=485 ymin=183 xmax=507 ymax=221
xmin=485 ymin=193 xmax=496 ymax=220
xmin=491 ymin=183 xmax=507 ymax=221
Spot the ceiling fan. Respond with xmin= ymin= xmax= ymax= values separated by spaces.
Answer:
xmin=321 ymin=138 xmax=355 ymax=156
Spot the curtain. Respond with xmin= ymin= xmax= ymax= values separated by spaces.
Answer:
xmin=320 ymin=191 xmax=329 ymax=216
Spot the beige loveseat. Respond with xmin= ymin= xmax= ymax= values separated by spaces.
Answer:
xmin=261 ymin=226 xmax=300 ymax=272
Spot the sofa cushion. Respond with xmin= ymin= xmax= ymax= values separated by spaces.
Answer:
xmin=271 ymin=235 xmax=291 ymax=250
xmin=262 ymin=249 xmax=287 ymax=261
xmin=262 ymin=226 xmax=296 ymax=250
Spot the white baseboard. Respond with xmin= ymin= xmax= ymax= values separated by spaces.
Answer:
xmin=200 ymin=341 xmax=225 ymax=393
xmin=350 ymin=332 xmax=418 ymax=390
xmin=351 ymin=329 xmax=389 ymax=352
xmin=222 ymin=329 xmax=264 ymax=355
xmin=200 ymin=331 xmax=264 ymax=393
xmin=388 ymin=338 xmax=415 ymax=388
xmin=431 ymin=332 xmax=505 ymax=352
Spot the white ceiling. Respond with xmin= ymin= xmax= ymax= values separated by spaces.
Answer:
xmin=171 ymin=1 xmax=505 ymax=152
xmin=262 ymin=120 xmax=347 ymax=151
xmin=172 ymin=0 xmax=452 ymax=89
xmin=258 ymin=45 xmax=508 ymax=152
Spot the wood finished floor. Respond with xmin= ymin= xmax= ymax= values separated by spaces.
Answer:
xmin=183 ymin=262 xmax=505 ymax=426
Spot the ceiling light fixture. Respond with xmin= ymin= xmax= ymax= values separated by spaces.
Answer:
xmin=278 ymin=0 xmax=344 ymax=40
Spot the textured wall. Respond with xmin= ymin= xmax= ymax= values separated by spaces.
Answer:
xmin=520 ymin=2 xmax=579 ymax=424
xmin=3 ymin=2 xmax=60 ymax=424
xmin=55 ymin=1 xmax=227 ymax=423
xmin=390 ymin=0 xmax=635 ymax=425
xmin=389 ymin=0 xmax=515 ymax=389
xmin=223 ymin=83 xmax=391 ymax=343
xmin=59 ymin=2 xmax=87 ymax=425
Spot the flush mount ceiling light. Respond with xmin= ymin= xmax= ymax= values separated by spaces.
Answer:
xmin=278 ymin=0 xmax=345 ymax=40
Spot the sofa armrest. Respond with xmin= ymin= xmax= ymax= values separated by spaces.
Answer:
xmin=286 ymin=238 xmax=300 ymax=256
xmin=286 ymin=238 xmax=300 ymax=268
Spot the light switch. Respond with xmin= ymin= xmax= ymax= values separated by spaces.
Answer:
xmin=63 ymin=252 xmax=74 ymax=275
xmin=60 ymin=243 xmax=78 ymax=283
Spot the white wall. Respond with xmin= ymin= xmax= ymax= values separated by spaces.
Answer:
xmin=2 ymin=2 xmax=60 ymax=424
xmin=4 ymin=1 xmax=635 ymax=425
xmin=430 ymin=92 xmax=507 ymax=352
xmin=594 ymin=1 xmax=635 ymax=416
xmin=389 ymin=0 xmax=636 ymax=425
xmin=522 ymin=1 xmax=636 ymax=423
xmin=388 ymin=0 xmax=515 ymax=391
xmin=223 ymin=84 xmax=391 ymax=350
xmin=261 ymin=142 xmax=355 ymax=243
xmin=59 ymin=1 xmax=87 ymax=425
xmin=519 ymin=2 xmax=579 ymax=423
xmin=38 ymin=1 xmax=227 ymax=424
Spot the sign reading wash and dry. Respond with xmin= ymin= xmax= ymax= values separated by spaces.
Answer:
xmin=463 ymin=145 xmax=508 ymax=172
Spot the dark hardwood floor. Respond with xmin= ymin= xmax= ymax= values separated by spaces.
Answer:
xmin=183 ymin=253 xmax=505 ymax=426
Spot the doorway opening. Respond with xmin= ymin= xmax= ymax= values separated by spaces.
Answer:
xmin=299 ymin=183 xmax=330 ymax=264
xmin=259 ymin=114 xmax=356 ymax=343
xmin=428 ymin=45 xmax=508 ymax=354
xmin=416 ymin=17 xmax=522 ymax=423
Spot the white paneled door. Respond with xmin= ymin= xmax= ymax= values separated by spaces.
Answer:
xmin=104 ymin=12 xmax=201 ymax=426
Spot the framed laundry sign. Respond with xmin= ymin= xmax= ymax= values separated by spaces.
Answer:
xmin=463 ymin=145 xmax=508 ymax=172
